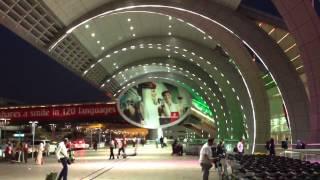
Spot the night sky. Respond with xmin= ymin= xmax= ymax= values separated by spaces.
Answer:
xmin=0 ymin=26 xmax=108 ymax=105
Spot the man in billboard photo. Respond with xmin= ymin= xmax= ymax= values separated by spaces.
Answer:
xmin=158 ymin=90 xmax=182 ymax=125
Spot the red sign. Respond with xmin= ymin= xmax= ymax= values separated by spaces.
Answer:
xmin=0 ymin=103 xmax=119 ymax=121
xmin=170 ymin=112 xmax=180 ymax=123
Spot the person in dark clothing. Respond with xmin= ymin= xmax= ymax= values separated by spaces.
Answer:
xmin=160 ymin=136 xmax=164 ymax=148
xmin=281 ymin=137 xmax=289 ymax=150
xmin=93 ymin=141 xmax=98 ymax=151
xmin=217 ymin=141 xmax=226 ymax=157
xmin=269 ymin=138 xmax=275 ymax=156
xmin=109 ymin=138 xmax=115 ymax=160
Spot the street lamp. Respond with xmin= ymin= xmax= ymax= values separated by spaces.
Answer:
xmin=0 ymin=118 xmax=10 ymax=144
xmin=49 ymin=123 xmax=56 ymax=139
xmin=29 ymin=121 xmax=38 ymax=159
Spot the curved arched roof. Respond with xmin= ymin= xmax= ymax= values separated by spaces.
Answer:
xmin=1 ymin=0 xmax=314 ymax=152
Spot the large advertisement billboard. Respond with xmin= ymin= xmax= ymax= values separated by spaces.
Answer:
xmin=118 ymin=81 xmax=191 ymax=129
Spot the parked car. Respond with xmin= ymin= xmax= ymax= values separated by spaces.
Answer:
xmin=28 ymin=140 xmax=57 ymax=154
xmin=71 ymin=139 xmax=89 ymax=150
xmin=0 ymin=144 xmax=6 ymax=158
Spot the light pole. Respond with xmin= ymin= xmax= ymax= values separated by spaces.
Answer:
xmin=29 ymin=121 xmax=38 ymax=159
xmin=0 ymin=118 xmax=10 ymax=144
xmin=49 ymin=123 xmax=56 ymax=139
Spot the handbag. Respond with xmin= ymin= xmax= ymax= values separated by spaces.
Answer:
xmin=66 ymin=158 xmax=72 ymax=165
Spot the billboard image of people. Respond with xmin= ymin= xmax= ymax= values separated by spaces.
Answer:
xmin=118 ymin=81 xmax=191 ymax=129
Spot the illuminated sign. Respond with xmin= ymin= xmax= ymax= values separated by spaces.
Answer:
xmin=0 ymin=103 xmax=118 ymax=121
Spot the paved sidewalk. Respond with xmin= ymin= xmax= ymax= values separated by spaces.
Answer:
xmin=0 ymin=145 xmax=219 ymax=180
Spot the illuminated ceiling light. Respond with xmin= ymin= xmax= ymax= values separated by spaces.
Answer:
xmin=106 ymin=54 xmax=111 ymax=58
xmin=114 ymin=50 xmax=119 ymax=54
xmin=157 ymin=47 xmax=162 ymax=50
xmin=284 ymin=43 xmax=296 ymax=53
xmin=168 ymin=54 xmax=171 ymax=58
xmin=91 ymin=33 xmax=95 ymax=37
xmin=85 ymin=24 xmax=90 ymax=29
xmin=203 ymin=36 xmax=206 ymax=40
xmin=132 ymin=34 xmax=136 ymax=37
xmin=168 ymin=32 xmax=172 ymax=36
xmin=168 ymin=25 xmax=172 ymax=28
xmin=290 ymin=54 xmax=300 ymax=62
xmin=277 ymin=33 xmax=289 ymax=44
xmin=199 ymin=56 xmax=204 ymax=60
xmin=130 ymin=26 xmax=134 ymax=30
xmin=206 ymin=61 xmax=211 ymax=64
xmin=101 ymin=46 xmax=105 ymax=50
xmin=208 ymin=36 xmax=213 ymax=39
xmin=127 ymin=18 xmax=131 ymax=22
xmin=130 ymin=45 xmax=136 ymax=49
xmin=268 ymin=28 xmax=275 ymax=35
xmin=296 ymin=65 xmax=303 ymax=70
xmin=191 ymin=52 xmax=195 ymax=56
xmin=97 ymin=40 xmax=100 ymax=44
xmin=168 ymin=16 xmax=172 ymax=20
xmin=122 ymin=48 xmax=127 ymax=51
xmin=189 ymin=58 xmax=193 ymax=62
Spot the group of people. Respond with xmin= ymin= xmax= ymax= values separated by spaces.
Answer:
xmin=3 ymin=140 xmax=50 ymax=165
xmin=4 ymin=141 xmax=29 ymax=163
xmin=199 ymin=138 xmax=227 ymax=180
xmin=265 ymin=137 xmax=306 ymax=155
xmin=108 ymin=137 xmax=133 ymax=160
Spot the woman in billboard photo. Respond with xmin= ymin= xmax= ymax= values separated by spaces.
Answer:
xmin=141 ymin=86 xmax=160 ymax=128
xmin=158 ymin=90 xmax=183 ymax=125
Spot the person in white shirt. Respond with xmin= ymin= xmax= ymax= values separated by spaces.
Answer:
xmin=36 ymin=142 xmax=44 ymax=165
xmin=55 ymin=138 xmax=69 ymax=180
xmin=199 ymin=138 xmax=215 ymax=180
xmin=237 ymin=139 xmax=244 ymax=155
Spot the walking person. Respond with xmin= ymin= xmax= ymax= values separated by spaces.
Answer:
xmin=199 ymin=138 xmax=215 ymax=180
xmin=56 ymin=138 xmax=70 ymax=180
xmin=117 ymin=138 xmax=126 ymax=159
xmin=45 ymin=142 xmax=50 ymax=156
xmin=281 ymin=137 xmax=289 ymax=151
xmin=22 ymin=141 xmax=28 ymax=163
xmin=237 ymin=139 xmax=244 ymax=155
xmin=36 ymin=142 xmax=44 ymax=165
xmin=109 ymin=138 xmax=115 ymax=160
xmin=269 ymin=138 xmax=276 ymax=156
xmin=5 ymin=142 xmax=13 ymax=161
xmin=160 ymin=136 xmax=164 ymax=148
